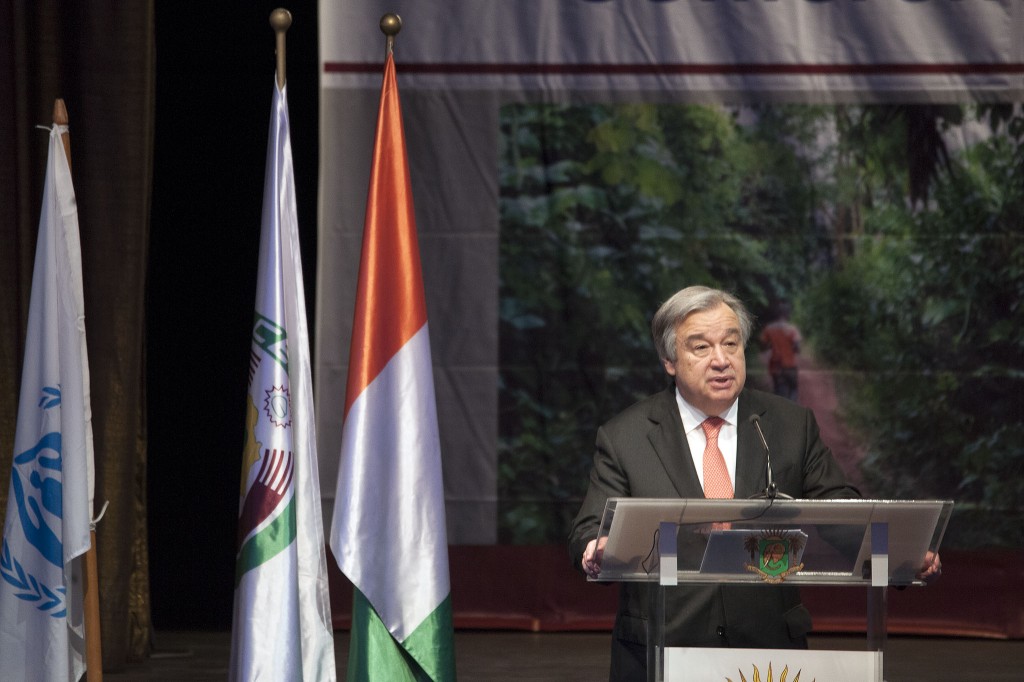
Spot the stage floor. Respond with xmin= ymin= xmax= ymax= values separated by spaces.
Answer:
xmin=105 ymin=630 xmax=1024 ymax=681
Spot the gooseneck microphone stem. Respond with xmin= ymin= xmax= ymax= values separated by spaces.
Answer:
xmin=748 ymin=414 xmax=793 ymax=500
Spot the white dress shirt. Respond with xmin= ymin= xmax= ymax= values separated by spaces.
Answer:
xmin=673 ymin=388 xmax=739 ymax=491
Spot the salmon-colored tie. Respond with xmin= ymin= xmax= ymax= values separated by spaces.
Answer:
xmin=701 ymin=417 xmax=733 ymax=499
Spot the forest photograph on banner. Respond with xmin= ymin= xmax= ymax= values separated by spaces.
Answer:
xmin=497 ymin=101 xmax=1024 ymax=548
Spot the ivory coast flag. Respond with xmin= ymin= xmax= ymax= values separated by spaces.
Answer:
xmin=228 ymin=80 xmax=336 ymax=681
xmin=330 ymin=49 xmax=456 ymax=681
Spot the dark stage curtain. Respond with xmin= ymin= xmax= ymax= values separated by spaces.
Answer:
xmin=0 ymin=0 xmax=154 ymax=670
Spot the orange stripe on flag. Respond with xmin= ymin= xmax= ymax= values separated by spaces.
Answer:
xmin=345 ymin=53 xmax=427 ymax=416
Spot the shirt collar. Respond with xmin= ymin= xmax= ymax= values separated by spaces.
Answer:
xmin=673 ymin=386 xmax=739 ymax=434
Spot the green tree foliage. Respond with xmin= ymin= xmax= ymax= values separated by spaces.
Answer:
xmin=497 ymin=104 xmax=826 ymax=542
xmin=498 ymin=101 xmax=1022 ymax=547
xmin=804 ymin=106 xmax=1024 ymax=547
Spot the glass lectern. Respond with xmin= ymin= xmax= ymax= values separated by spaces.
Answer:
xmin=592 ymin=498 xmax=953 ymax=682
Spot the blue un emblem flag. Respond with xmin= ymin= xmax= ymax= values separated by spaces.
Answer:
xmin=0 ymin=121 xmax=94 ymax=682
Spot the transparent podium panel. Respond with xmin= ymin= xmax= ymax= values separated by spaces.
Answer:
xmin=590 ymin=498 xmax=953 ymax=682
xmin=592 ymin=498 xmax=952 ymax=586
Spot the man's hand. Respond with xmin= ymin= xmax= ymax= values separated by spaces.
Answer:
xmin=582 ymin=536 xmax=608 ymax=578
xmin=917 ymin=551 xmax=942 ymax=583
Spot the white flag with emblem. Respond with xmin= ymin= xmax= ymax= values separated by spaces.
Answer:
xmin=0 ymin=123 xmax=95 ymax=682
xmin=228 ymin=80 xmax=337 ymax=681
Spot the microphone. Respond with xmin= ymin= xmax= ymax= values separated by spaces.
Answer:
xmin=748 ymin=414 xmax=792 ymax=500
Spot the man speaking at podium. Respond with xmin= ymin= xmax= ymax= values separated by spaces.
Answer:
xmin=569 ymin=285 xmax=864 ymax=681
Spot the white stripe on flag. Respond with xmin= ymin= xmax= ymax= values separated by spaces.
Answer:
xmin=332 ymin=325 xmax=450 ymax=643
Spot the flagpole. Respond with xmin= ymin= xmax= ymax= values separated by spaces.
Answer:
xmin=54 ymin=97 xmax=105 ymax=682
xmin=271 ymin=8 xmax=291 ymax=89
xmin=228 ymin=12 xmax=337 ymax=679
xmin=330 ymin=13 xmax=457 ymax=679
xmin=54 ymin=99 xmax=72 ymax=168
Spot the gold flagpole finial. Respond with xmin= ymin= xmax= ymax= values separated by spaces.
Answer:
xmin=380 ymin=13 xmax=402 ymax=55
xmin=270 ymin=8 xmax=292 ymax=88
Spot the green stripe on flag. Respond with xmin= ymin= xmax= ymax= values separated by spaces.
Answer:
xmin=347 ymin=588 xmax=456 ymax=682
xmin=403 ymin=594 xmax=456 ymax=682
xmin=234 ymin=496 xmax=296 ymax=586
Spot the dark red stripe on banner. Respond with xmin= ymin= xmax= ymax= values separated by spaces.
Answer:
xmin=325 ymin=61 xmax=1024 ymax=76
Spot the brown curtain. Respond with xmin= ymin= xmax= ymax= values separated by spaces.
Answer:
xmin=0 ymin=0 xmax=154 ymax=671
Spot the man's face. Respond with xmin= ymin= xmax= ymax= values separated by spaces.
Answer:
xmin=662 ymin=302 xmax=747 ymax=416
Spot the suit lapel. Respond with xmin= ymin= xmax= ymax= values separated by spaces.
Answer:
xmin=735 ymin=394 xmax=769 ymax=498
xmin=647 ymin=387 xmax=703 ymax=496
xmin=647 ymin=388 xmax=775 ymax=498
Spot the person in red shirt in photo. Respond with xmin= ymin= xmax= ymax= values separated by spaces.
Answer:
xmin=760 ymin=302 xmax=802 ymax=401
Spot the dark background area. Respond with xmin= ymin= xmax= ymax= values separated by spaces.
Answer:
xmin=148 ymin=1 xmax=320 ymax=630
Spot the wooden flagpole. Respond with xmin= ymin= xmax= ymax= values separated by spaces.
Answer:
xmin=53 ymin=97 xmax=104 ymax=682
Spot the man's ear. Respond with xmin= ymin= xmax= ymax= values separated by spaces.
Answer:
xmin=662 ymin=358 xmax=677 ymax=376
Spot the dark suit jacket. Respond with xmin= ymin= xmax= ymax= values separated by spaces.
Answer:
xmin=568 ymin=386 xmax=860 ymax=678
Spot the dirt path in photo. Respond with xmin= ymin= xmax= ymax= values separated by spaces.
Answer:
xmin=756 ymin=351 xmax=868 ymax=492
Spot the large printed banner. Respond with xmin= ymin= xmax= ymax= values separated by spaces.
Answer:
xmin=321 ymin=1 xmax=1024 ymax=96
xmin=316 ymin=1 xmax=1024 ymax=545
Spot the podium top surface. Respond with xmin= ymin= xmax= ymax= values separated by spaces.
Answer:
xmin=594 ymin=497 xmax=953 ymax=586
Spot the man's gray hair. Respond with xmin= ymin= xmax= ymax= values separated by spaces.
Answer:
xmin=651 ymin=286 xmax=754 ymax=362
